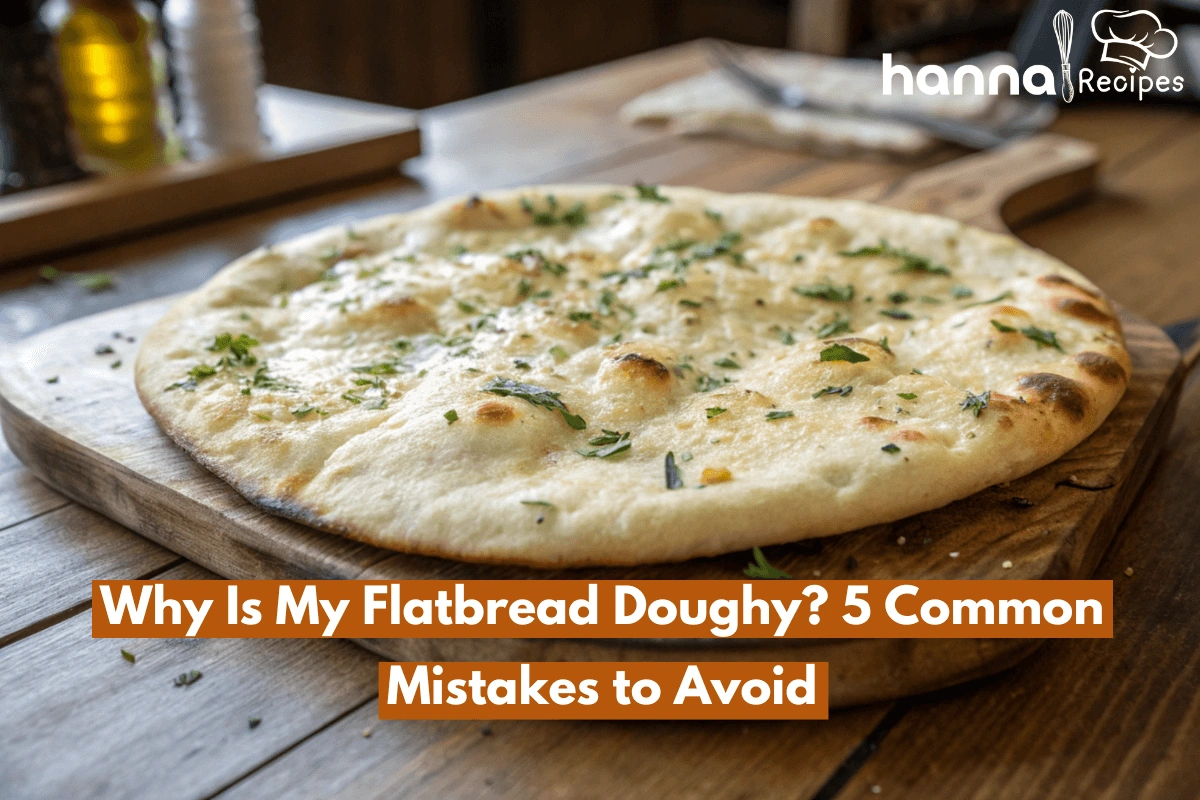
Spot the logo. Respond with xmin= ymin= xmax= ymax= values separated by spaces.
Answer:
xmin=880 ymin=9 xmax=1185 ymax=102
xmin=1092 ymin=10 xmax=1178 ymax=70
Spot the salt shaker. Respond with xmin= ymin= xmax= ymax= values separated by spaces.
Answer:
xmin=162 ymin=0 xmax=265 ymax=160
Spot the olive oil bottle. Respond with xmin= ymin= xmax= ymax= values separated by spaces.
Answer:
xmin=49 ymin=0 xmax=168 ymax=172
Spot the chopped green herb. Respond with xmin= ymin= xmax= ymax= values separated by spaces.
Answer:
xmin=680 ymin=452 xmax=693 ymax=462
xmin=951 ymin=285 xmax=974 ymax=299
xmin=46 ymin=376 xmax=59 ymax=384
xmin=706 ymin=407 xmax=727 ymax=419
xmin=444 ymin=409 xmax=458 ymax=424
xmin=793 ymin=254 xmax=805 ymax=262
xmin=578 ymin=430 xmax=631 ymax=458
xmin=75 ymin=272 xmax=115 ymax=291
xmin=39 ymin=265 xmax=61 ymax=282
xmin=165 ymin=363 xmax=217 ymax=392
xmin=513 ymin=359 xmax=532 ymax=371
xmin=695 ymin=374 xmax=730 ymax=392
xmin=879 ymin=309 xmax=913 ymax=320
xmin=655 ymin=279 xmax=684 ymax=293
xmin=567 ymin=310 xmax=599 ymax=328
xmin=351 ymin=362 xmax=399 ymax=375
xmin=887 ymin=291 xmax=910 ymax=304
xmin=780 ymin=330 xmax=796 ymax=345
xmin=765 ymin=410 xmax=794 ymax=420
xmin=713 ymin=357 xmax=740 ymax=369
xmin=508 ymin=248 xmax=568 ymax=276
xmin=519 ymin=196 xmax=587 ymax=227
xmin=879 ymin=336 xmax=892 ymax=354
xmin=480 ymin=377 xmax=586 ymax=429
xmin=1020 ymin=325 xmax=1064 ymax=351
xmin=744 ymin=547 xmax=791 ymax=579
xmin=173 ymin=670 xmax=203 ymax=687
xmin=253 ymin=413 xmax=272 ymax=421
xmin=795 ymin=282 xmax=854 ymax=302
xmin=549 ymin=345 xmax=569 ymax=361
xmin=248 ymin=717 xmax=262 ymax=730
xmin=110 ymin=360 xmax=121 ymax=369
xmin=918 ymin=295 xmax=943 ymax=304
xmin=521 ymin=499 xmax=554 ymax=508
xmin=812 ymin=385 xmax=853 ymax=399
xmin=120 ymin=648 xmax=135 ymax=664
xmin=963 ymin=290 xmax=1014 ymax=308
xmin=207 ymin=333 xmax=259 ymax=367
xmin=342 ymin=390 xmax=364 ymax=404
xmin=881 ymin=443 xmax=901 ymax=454
xmin=679 ymin=298 xmax=703 ymax=308
xmin=819 ymin=344 xmax=869 ymax=363
xmin=691 ymin=231 xmax=742 ymax=260
xmin=897 ymin=392 xmax=918 ymax=400
xmin=456 ymin=299 xmax=477 ymax=314
xmin=290 ymin=404 xmax=324 ymax=418
xmin=450 ymin=244 xmax=469 ymax=256
xmin=704 ymin=208 xmax=723 ymax=221
xmin=665 ymin=452 xmax=683 ymax=489
xmin=991 ymin=319 xmax=1017 ymax=333
xmin=816 ymin=315 xmax=853 ymax=338
xmin=961 ymin=390 xmax=991 ymax=417
xmin=634 ymin=183 xmax=670 ymax=203
xmin=840 ymin=240 xmax=950 ymax=276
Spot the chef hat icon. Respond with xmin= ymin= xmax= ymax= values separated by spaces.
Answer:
xmin=1091 ymin=10 xmax=1178 ymax=70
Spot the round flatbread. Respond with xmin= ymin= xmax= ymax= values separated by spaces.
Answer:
xmin=135 ymin=185 xmax=1130 ymax=566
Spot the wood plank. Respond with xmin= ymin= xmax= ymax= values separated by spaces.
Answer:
xmin=831 ymin=372 xmax=1200 ymax=800
xmin=217 ymin=699 xmax=891 ymax=800
xmin=0 ymin=437 xmax=66 ymax=530
xmin=0 ymin=504 xmax=178 ymax=647
xmin=1018 ymin=120 xmax=1200 ymax=327
xmin=0 ymin=562 xmax=380 ymax=800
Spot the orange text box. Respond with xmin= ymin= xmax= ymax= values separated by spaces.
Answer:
xmin=376 ymin=661 xmax=829 ymax=720
xmin=92 ymin=579 xmax=1113 ymax=639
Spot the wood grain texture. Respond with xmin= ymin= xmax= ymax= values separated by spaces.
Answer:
xmin=0 ymin=561 xmax=380 ymax=800
xmin=835 ymin=372 xmax=1200 ymax=800
xmin=0 ymin=503 xmax=178 ymax=647
xmin=0 ymin=135 xmax=1184 ymax=706
xmin=218 ymin=701 xmax=890 ymax=800
xmin=0 ymin=87 xmax=420 ymax=266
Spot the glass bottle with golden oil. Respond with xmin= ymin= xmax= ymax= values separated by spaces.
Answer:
xmin=47 ymin=0 xmax=170 ymax=173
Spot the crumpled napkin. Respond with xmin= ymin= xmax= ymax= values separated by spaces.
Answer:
xmin=619 ymin=48 xmax=1050 ymax=157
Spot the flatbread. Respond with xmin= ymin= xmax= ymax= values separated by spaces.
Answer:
xmin=135 ymin=185 xmax=1130 ymax=566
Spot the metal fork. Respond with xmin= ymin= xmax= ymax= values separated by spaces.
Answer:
xmin=708 ymin=41 xmax=1053 ymax=150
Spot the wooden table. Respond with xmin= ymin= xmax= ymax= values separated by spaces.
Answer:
xmin=2 ymin=42 xmax=1199 ymax=799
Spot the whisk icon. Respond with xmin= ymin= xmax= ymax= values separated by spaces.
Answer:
xmin=1054 ymin=10 xmax=1075 ymax=103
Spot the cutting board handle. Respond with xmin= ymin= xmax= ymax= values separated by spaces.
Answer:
xmin=849 ymin=133 xmax=1099 ymax=234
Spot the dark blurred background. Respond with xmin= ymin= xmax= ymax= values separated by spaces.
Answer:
xmin=252 ymin=0 xmax=1034 ymax=109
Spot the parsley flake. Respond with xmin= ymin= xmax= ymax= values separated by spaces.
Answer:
xmin=120 ymin=648 xmax=135 ymax=663
xmin=578 ymin=430 xmax=631 ymax=458
xmin=744 ymin=547 xmax=791 ymax=579
xmin=706 ymin=407 xmax=727 ymax=419
xmin=634 ymin=183 xmax=670 ymax=203
xmin=819 ymin=344 xmax=869 ymax=363
xmin=879 ymin=309 xmax=913 ymax=320
xmin=963 ymin=290 xmax=1014 ymax=308
xmin=812 ymin=386 xmax=853 ymax=399
xmin=765 ymin=410 xmax=794 ymax=420
xmin=1020 ymin=325 xmax=1064 ymax=351
xmin=897 ymin=392 xmax=918 ymax=400
xmin=444 ymin=409 xmax=458 ymax=424
xmin=480 ymin=377 xmax=586 ymax=429
xmin=882 ymin=443 xmax=901 ymax=454
xmin=714 ymin=357 xmax=740 ymax=369
xmin=795 ymin=282 xmax=854 ymax=302
xmin=840 ymin=240 xmax=950 ymax=276
xmin=173 ymin=670 xmax=203 ymax=687
xmin=961 ymin=390 xmax=991 ymax=417
xmin=816 ymin=315 xmax=853 ymax=338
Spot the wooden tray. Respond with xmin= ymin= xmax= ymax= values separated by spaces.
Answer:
xmin=0 ymin=86 xmax=420 ymax=265
xmin=0 ymin=135 xmax=1185 ymax=707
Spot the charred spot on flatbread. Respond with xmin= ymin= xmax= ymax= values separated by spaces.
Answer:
xmin=1017 ymin=373 xmax=1088 ymax=421
xmin=1074 ymin=351 xmax=1127 ymax=384
xmin=1054 ymin=297 xmax=1115 ymax=326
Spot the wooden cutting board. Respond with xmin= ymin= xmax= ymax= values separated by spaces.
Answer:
xmin=0 ymin=135 xmax=1185 ymax=708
